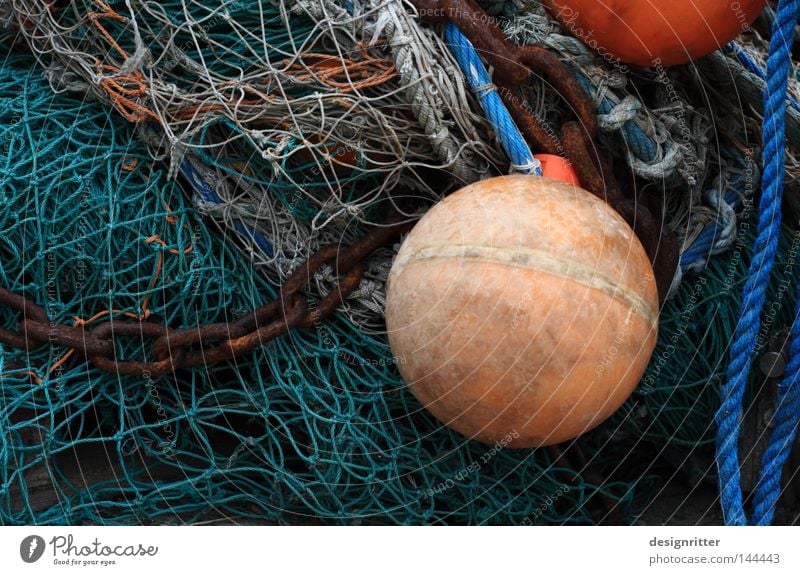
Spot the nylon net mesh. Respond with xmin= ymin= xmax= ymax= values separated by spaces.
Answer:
xmin=0 ymin=1 xmax=797 ymax=524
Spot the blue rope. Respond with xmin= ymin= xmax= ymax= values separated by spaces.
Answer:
xmin=679 ymin=188 xmax=742 ymax=270
xmin=726 ymin=40 xmax=800 ymax=115
xmin=715 ymin=0 xmax=800 ymax=526
xmin=442 ymin=22 xmax=541 ymax=175
xmin=679 ymin=151 xmax=752 ymax=272
xmin=752 ymin=301 xmax=800 ymax=524
xmin=573 ymin=75 xmax=657 ymax=163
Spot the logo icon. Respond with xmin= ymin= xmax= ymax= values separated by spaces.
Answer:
xmin=20 ymin=535 xmax=46 ymax=563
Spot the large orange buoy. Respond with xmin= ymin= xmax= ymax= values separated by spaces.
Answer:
xmin=542 ymin=0 xmax=767 ymax=67
xmin=386 ymin=175 xmax=659 ymax=448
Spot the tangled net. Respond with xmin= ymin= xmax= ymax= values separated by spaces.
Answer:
xmin=0 ymin=49 xmax=653 ymax=525
xmin=7 ymin=0 xmax=504 ymax=310
xmin=5 ymin=0 xmax=774 ymax=294
xmin=1 ymin=0 xmax=799 ymax=524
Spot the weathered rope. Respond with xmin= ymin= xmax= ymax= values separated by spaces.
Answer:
xmin=441 ymin=22 xmax=541 ymax=175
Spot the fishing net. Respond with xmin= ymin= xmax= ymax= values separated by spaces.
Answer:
xmin=0 ymin=48 xmax=648 ymax=525
xmin=617 ymin=218 xmax=799 ymax=485
xmin=0 ymin=0 xmax=799 ymax=525
xmin=6 ymin=0 xmax=505 ymax=327
xmin=3 ymin=0 xmax=756 ymax=289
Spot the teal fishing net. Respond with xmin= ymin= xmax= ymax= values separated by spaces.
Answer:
xmin=0 ymin=49 xmax=649 ymax=525
xmin=1 ymin=2 xmax=799 ymax=525
xmin=617 ymin=217 xmax=799 ymax=473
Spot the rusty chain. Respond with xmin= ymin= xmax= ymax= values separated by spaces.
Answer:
xmin=0 ymin=214 xmax=413 ymax=379
xmin=1 ymin=2 xmax=679 ymax=381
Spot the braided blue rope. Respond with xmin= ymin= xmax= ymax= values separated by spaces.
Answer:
xmin=679 ymin=188 xmax=742 ymax=271
xmin=715 ymin=0 xmax=800 ymax=526
xmin=442 ymin=22 xmax=541 ymax=175
xmin=726 ymin=40 xmax=800 ymax=115
xmin=573 ymin=75 xmax=657 ymax=163
xmin=679 ymin=151 xmax=752 ymax=272
xmin=752 ymin=305 xmax=800 ymax=524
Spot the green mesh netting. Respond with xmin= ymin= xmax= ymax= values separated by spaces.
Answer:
xmin=0 ymin=49 xmax=647 ymax=526
xmin=1 ymin=30 xmax=797 ymax=524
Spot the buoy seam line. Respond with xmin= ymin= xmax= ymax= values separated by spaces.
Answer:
xmin=392 ymin=244 xmax=658 ymax=326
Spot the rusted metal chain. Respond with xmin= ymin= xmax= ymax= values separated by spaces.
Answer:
xmin=0 ymin=214 xmax=413 ymax=379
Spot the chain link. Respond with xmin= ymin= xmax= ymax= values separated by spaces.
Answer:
xmin=0 ymin=214 xmax=412 ymax=378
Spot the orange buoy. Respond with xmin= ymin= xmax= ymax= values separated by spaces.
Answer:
xmin=386 ymin=175 xmax=659 ymax=448
xmin=542 ymin=0 xmax=767 ymax=67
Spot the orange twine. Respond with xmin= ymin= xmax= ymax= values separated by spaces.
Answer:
xmin=88 ymin=1 xmax=159 ymax=123
xmin=137 ymin=203 xmax=196 ymax=318
xmin=288 ymin=43 xmax=397 ymax=92
xmin=121 ymin=157 xmax=139 ymax=172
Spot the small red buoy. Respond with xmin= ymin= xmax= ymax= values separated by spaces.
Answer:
xmin=535 ymin=154 xmax=580 ymax=186
xmin=542 ymin=0 xmax=767 ymax=67
xmin=386 ymin=175 xmax=659 ymax=448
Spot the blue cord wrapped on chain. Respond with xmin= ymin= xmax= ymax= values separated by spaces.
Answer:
xmin=442 ymin=22 xmax=541 ymax=175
